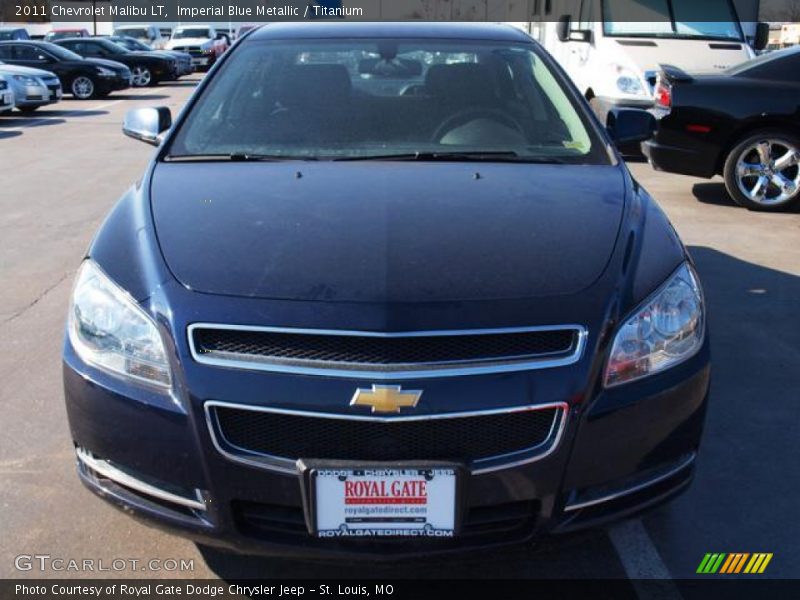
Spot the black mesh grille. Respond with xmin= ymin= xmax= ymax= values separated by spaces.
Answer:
xmin=193 ymin=327 xmax=576 ymax=370
xmin=213 ymin=406 xmax=559 ymax=464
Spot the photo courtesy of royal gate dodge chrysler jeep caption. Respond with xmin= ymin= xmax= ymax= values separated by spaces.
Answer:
xmin=61 ymin=22 xmax=709 ymax=557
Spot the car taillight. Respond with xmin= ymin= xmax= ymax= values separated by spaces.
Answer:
xmin=654 ymin=79 xmax=672 ymax=109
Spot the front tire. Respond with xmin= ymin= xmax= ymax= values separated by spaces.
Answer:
xmin=723 ymin=129 xmax=800 ymax=211
xmin=131 ymin=65 xmax=152 ymax=87
xmin=71 ymin=76 xmax=96 ymax=100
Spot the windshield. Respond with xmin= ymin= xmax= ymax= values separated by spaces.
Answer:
xmin=46 ymin=31 xmax=82 ymax=41
xmin=125 ymin=38 xmax=151 ymax=51
xmin=42 ymin=42 xmax=82 ymax=61
xmin=168 ymin=39 xmax=607 ymax=164
xmin=97 ymin=40 xmax=126 ymax=55
xmin=173 ymin=28 xmax=211 ymax=39
xmin=115 ymin=28 xmax=148 ymax=38
xmin=603 ymin=0 xmax=743 ymax=41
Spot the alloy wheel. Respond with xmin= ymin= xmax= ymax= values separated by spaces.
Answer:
xmin=71 ymin=76 xmax=95 ymax=99
xmin=735 ymin=139 xmax=800 ymax=206
xmin=131 ymin=66 xmax=152 ymax=87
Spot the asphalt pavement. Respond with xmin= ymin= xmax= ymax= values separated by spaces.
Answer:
xmin=0 ymin=78 xmax=797 ymax=583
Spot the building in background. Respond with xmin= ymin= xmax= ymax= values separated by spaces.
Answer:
xmin=767 ymin=21 xmax=800 ymax=47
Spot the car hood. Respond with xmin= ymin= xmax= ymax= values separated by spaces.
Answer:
xmin=607 ymin=37 xmax=753 ymax=75
xmin=0 ymin=63 xmax=55 ymax=78
xmin=126 ymin=51 xmax=170 ymax=61
xmin=82 ymin=57 xmax=129 ymax=71
xmin=150 ymin=162 xmax=627 ymax=303
xmin=166 ymin=38 xmax=211 ymax=48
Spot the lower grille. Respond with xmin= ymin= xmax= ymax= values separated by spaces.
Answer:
xmin=208 ymin=402 xmax=565 ymax=473
xmin=190 ymin=324 xmax=585 ymax=379
xmin=233 ymin=499 xmax=537 ymax=545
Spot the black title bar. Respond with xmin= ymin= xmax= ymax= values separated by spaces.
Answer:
xmin=0 ymin=0 xmax=784 ymax=23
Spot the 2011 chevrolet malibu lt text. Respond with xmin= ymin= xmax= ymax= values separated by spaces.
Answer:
xmin=62 ymin=23 xmax=710 ymax=557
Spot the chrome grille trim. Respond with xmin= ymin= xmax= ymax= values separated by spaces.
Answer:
xmin=204 ymin=400 xmax=569 ymax=475
xmin=76 ymin=447 xmax=206 ymax=511
xmin=563 ymin=453 xmax=696 ymax=512
xmin=188 ymin=323 xmax=588 ymax=380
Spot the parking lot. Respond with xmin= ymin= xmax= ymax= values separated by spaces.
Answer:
xmin=0 ymin=77 xmax=798 ymax=583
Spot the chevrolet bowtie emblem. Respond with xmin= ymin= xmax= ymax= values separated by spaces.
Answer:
xmin=350 ymin=385 xmax=423 ymax=414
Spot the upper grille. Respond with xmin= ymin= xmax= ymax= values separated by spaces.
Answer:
xmin=189 ymin=325 xmax=584 ymax=379
xmin=209 ymin=403 xmax=563 ymax=472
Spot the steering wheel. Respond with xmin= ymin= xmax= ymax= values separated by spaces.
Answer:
xmin=431 ymin=108 xmax=525 ymax=143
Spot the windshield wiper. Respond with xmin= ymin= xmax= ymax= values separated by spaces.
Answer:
xmin=164 ymin=153 xmax=318 ymax=162
xmin=334 ymin=151 xmax=524 ymax=162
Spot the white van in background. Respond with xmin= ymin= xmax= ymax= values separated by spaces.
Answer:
xmin=513 ymin=0 xmax=768 ymax=122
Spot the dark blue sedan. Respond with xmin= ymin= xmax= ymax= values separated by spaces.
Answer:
xmin=63 ymin=22 xmax=710 ymax=557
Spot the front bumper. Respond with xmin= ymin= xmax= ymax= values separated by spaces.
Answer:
xmin=14 ymin=83 xmax=61 ymax=108
xmin=590 ymin=95 xmax=654 ymax=127
xmin=96 ymin=76 xmax=130 ymax=95
xmin=0 ymin=89 xmax=13 ymax=111
xmin=190 ymin=55 xmax=213 ymax=68
xmin=63 ymin=331 xmax=710 ymax=558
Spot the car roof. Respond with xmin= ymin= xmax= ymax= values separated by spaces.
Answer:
xmin=247 ymin=22 xmax=530 ymax=42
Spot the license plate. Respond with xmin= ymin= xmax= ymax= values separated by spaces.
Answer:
xmin=313 ymin=467 xmax=457 ymax=538
xmin=191 ymin=58 xmax=208 ymax=65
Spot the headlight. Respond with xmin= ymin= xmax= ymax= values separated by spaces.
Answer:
xmin=95 ymin=67 xmax=116 ymax=77
xmin=13 ymin=75 xmax=39 ymax=86
xmin=609 ymin=64 xmax=646 ymax=96
xmin=68 ymin=260 xmax=172 ymax=389
xmin=604 ymin=263 xmax=704 ymax=387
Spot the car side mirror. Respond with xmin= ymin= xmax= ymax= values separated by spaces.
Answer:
xmin=754 ymin=22 xmax=769 ymax=51
xmin=606 ymin=108 xmax=656 ymax=146
xmin=123 ymin=107 xmax=171 ymax=146
xmin=556 ymin=14 xmax=591 ymax=43
xmin=556 ymin=15 xmax=571 ymax=42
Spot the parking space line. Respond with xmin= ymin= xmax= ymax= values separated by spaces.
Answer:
xmin=1 ymin=99 xmax=124 ymax=131
xmin=608 ymin=519 xmax=682 ymax=598
xmin=1 ymin=83 xmax=178 ymax=131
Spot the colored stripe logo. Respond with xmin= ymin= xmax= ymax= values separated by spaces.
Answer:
xmin=697 ymin=553 xmax=773 ymax=574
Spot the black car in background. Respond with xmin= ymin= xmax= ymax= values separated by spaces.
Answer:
xmin=0 ymin=41 xmax=130 ymax=99
xmin=56 ymin=38 xmax=177 ymax=87
xmin=102 ymin=36 xmax=193 ymax=78
xmin=644 ymin=47 xmax=800 ymax=212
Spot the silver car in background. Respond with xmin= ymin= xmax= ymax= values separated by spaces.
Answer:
xmin=0 ymin=61 xmax=62 ymax=113
xmin=0 ymin=74 xmax=14 ymax=114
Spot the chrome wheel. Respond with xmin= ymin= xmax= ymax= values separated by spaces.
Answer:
xmin=735 ymin=139 xmax=800 ymax=206
xmin=131 ymin=66 xmax=152 ymax=87
xmin=71 ymin=76 xmax=95 ymax=99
